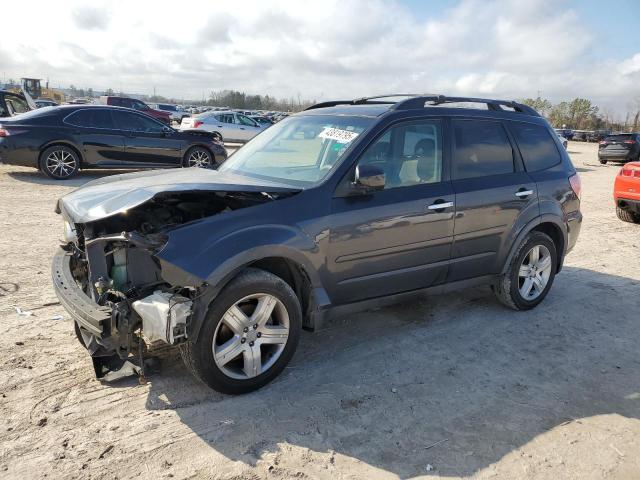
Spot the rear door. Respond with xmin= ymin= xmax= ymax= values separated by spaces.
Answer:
xmin=210 ymin=113 xmax=241 ymax=141
xmin=111 ymin=110 xmax=183 ymax=166
xmin=449 ymin=118 xmax=538 ymax=281
xmin=63 ymin=108 xmax=125 ymax=166
xmin=328 ymin=118 xmax=455 ymax=303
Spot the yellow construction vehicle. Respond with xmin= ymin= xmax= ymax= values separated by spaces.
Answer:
xmin=10 ymin=78 xmax=66 ymax=104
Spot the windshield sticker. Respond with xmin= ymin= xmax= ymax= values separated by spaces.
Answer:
xmin=318 ymin=127 xmax=360 ymax=144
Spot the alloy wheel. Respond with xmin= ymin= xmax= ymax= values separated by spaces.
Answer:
xmin=187 ymin=149 xmax=212 ymax=168
xmin=212 ymin=293 xmax=290 ymax=379
xmin=45 ymin=149 xmax=77 ymax=178
xmin=518 ymin=245 xmax=553 ymax=300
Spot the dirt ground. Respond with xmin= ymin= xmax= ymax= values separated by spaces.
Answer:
xmin=0 ymin=142 xmax=639 ymax=480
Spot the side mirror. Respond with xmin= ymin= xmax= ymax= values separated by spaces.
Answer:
xmin=353 ymin=164 xmax=385 ymax=192
xmin=162 ymin=126 xmax=172 ymax=135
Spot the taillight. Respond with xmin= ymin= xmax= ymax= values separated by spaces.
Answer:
xmin=621 ymin=165 xmax=640 ymax=178
xmin=0 ymin=127 xmax=9 ymax=137
xmin=599 ymin=140 xmax=607 ymax=145
xmin=193 ymin=120 xmax=203 ymax=128
xmin=569 ymin=173 xmax=581 ymax=200
xmin=623 ymin=139 xmax=636 ymax=145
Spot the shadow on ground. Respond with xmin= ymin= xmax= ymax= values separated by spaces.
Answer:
xmin=133 ymin=266 xmax=640 ymax=477
xmin=7 ymin=169 xmax=139 ymax=187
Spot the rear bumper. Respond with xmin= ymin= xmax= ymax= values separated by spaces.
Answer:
xmin=599 ymin=151 xmax=635 ymax=161
xmin=0 ymin=141 xmax=39 ymax=168
xmin=51 ymin=247 xmax=111 ymax=337
xmin=617 ymin=198 xmax=640 ymax=214
xmin=566 ymin=211 xmax=582 ymax=255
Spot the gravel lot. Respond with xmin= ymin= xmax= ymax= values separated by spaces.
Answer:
xmin=0 ymin=142 xmax=639 ymax=480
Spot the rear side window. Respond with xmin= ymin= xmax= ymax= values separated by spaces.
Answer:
xmin=510 ymin=122 xmax=562 ymax=172
xmin=216 ymin=114 xmax=235 ymax=124
xmin=65 ymin=109 xmax=114 ymax=129
xmin=453 ymin=120 xmax=514 ymax=179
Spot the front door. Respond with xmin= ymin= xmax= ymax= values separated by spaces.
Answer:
xmin=111 ymin=110 xmax=182 ymax=166
xmin=236 ymin=114 xmax=262 ymax=141
xmin=449 ymin=118 xmax=539 ymax=281
xmin=328 ymin=119 xmax=454 ymax=304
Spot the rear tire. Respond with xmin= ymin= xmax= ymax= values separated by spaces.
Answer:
xmin=599 ymin=158 xmax=607 ymax=165
xmin=39 ymin=145 xmax=80 ymax=179
xmin=494 ymin=231 xmax=557 ymax=311
xmin=180 ymin=268 xmax=302 ymax=394
xmin=616 ymin=206 xmax=639 ymax=223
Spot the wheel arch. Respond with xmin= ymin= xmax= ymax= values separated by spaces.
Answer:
xmin=500 ymin=215 xmax=567 ymax=275
xmin=39 ymin=141 xmax=84 ymax=167
xmin=183 ymin=144 xmax=215 ymax=163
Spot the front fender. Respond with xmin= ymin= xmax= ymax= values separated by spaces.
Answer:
xmin=156 ymin=224 xmax=328 ymax=341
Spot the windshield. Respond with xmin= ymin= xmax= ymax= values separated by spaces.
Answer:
xmin=219 ymin=115 xmax=374 ymax=186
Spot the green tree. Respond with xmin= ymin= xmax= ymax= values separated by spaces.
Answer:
xmin=521 ymin=96 xmax=552 ymax=116
xmin=548 ymin=101 xmax=571 ymax=128
xmin=568 ymin=98 xmax=598 ymax=129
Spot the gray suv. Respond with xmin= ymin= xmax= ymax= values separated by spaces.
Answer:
xmin=52 ymin=94 xmax=582 ymax=394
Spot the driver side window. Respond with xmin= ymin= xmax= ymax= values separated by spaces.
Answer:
xmin=356 ymin=120 xmax=443 ymax=189
xmin=238 ymin=114 xmax=258 ymax=127
xmin=113 ymin=111 xmax=164 ymax=133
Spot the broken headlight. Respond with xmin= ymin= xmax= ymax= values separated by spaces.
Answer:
xmin=63 ymin=220 xmax=77 ymax=244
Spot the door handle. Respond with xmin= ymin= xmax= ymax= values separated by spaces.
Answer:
xmin=515 ymin=189 xmax=534 ymax=198
xmin=427 ymin=201 xmax=454 ymax=210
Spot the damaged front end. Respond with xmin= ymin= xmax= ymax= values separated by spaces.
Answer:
xmin=52 ymin=179 xmax=297 ymax=381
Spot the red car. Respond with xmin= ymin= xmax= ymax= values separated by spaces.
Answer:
xmin=613 ymin=162 xmax=640 ymax=223
xmin=98 ymin=96 xmax=171 ymax=125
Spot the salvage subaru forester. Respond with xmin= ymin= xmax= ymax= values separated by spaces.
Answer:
xmin=52 ymin=95 xmax=582 ymax=394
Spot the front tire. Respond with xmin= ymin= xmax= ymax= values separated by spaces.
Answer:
xmin=494 ymin=231 xmax=557 ymax=310
xmin=183 ymin=146 xmax=214 ymax=168
xmin=180 ymin=268 xmax=302 ymax=394
xmin=616 ymin=206 xmax=639 ymax=223
xmin=39 ymin=145 xmax=80 ymax=179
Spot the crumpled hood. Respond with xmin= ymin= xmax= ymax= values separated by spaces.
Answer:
xmin=56 ymin=168 xmax=300 ymax=223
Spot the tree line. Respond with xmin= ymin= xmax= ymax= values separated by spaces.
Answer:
xmin=205 ymin=90 xmax=314 ymax=112
xmin=520 ymin=96 xmax=640 ymax=132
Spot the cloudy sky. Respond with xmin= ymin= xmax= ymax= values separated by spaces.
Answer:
xmin=2 ymin=0 xmax=639 ymax=116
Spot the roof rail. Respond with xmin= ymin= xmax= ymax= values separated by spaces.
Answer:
xmin=304 ymin=94 xmax=427 ymax=111
xmin=304 ymin=94 xmax=540 ymax=116
xmin=391 ymin=95 xmax=540 ymax=116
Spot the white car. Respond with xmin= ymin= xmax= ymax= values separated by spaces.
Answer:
xmin=180 ymin=110 xmax=266 ymax=143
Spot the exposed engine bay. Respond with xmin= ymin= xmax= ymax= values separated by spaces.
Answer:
xmin=60 ymin=189 xmax=291 ymax=381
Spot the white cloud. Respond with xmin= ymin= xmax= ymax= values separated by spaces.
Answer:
xmin=0 ymin=0 xmax=638 ymax=115
xmin=71 ymin=5 xmax=111 ymax=31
